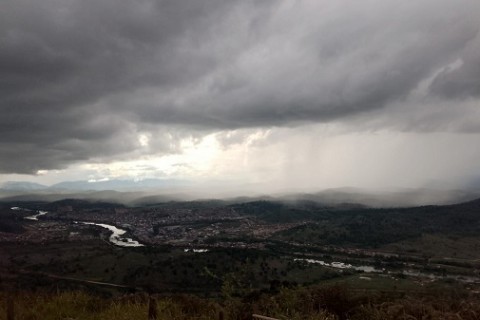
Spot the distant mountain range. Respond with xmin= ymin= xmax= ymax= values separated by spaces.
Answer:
xmin=1 ymin=179 xmax=480 ymax=208
xmin=1 ymin=181 xmax=48 ymax=191
xmin=1 ymin=179 xmax=188 ymax=192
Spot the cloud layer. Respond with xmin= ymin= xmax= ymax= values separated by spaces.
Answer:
xmin=1 ymin=0 xmax=479 ymax=174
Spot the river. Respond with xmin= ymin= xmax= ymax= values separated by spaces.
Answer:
xmin=25 ymin=210 xmax=48 ymax=221
xmin=12 ymin=206 xmax=48 ymax=221
xmin=294 ymin=258 xmax=480 ymax=283
xmin=294 ymin=258 xmax=384 ymax=273
xmin=11 ymin=207 xmax=143 ymax=248
xmin=77 ymin=222 xmax=144 ymax=247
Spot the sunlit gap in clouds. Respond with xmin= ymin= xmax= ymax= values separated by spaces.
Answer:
xmin=2 ymin=123 xmax=480 ymax=195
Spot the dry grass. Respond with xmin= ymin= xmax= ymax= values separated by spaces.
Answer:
xmin=1 ymin=286 xmax=479 ymax=320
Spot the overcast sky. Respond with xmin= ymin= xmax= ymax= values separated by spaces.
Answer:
xmin=1 ymin=0 xmax=480 ymax=192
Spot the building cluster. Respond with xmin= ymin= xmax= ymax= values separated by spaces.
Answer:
xmin=1 ymin=205 xmax=304 ymax=249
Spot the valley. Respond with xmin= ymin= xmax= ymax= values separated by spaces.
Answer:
xmin=1 ymin=198 xmax=480 ymax=296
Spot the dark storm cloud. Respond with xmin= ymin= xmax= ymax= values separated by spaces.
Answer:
xmin=0 ymin=0 xmax=245 ymax=173
xmin=429 ymin=33 xmax=480 ymax=98
xmin=1 ymin=0 xmax=479 ymax=173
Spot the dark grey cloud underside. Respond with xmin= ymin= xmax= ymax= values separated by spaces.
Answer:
xmin=1 ymin=0 xmax=479 ymax=173
xmin=430 ymin=33 xmax=480 ymax=98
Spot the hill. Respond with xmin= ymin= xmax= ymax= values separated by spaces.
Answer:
xmin=234 ymin=197 xmax=480 ymax=247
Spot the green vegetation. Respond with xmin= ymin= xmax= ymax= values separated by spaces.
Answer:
xmin=266 ymin=198 xmax=480 ymax=248
xmin=1 ymin=241 xmax=348 ymax=294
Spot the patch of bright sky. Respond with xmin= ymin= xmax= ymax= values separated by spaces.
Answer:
xmin=82 ymin=133 xmax=223 ymax=181
xmin=1 ymin=124 xmax=480 ymax=192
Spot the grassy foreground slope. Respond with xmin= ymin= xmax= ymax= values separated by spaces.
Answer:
xmin=1 ymin=284 xmax=479 ymax=320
